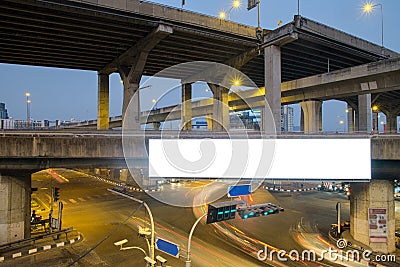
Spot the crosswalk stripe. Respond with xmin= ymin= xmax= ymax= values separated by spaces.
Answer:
xmin=77 ymin=197 xmax=86 ymax=202
xmin=69 ymin=199 xmax=77 ymax=204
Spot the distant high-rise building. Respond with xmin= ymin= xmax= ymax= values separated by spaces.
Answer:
xmin=0 ymin=103 xmax=9 ymax=119
xmin=281 ymin=106 xmax=294 ymax=132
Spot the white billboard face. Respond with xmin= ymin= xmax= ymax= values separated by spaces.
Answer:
xmin=149 ymin=139 xmax=371 ymax=180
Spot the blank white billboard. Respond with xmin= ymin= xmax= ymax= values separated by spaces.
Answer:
xmin=149 ymin=139 xmax=371 ymax=180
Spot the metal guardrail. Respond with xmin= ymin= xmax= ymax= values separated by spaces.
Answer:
xmin=0 ymin=227 xmax=73 ymax=252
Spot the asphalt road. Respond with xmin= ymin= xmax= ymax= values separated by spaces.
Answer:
xmin=5 ymin=169 xmax=397 ymax=267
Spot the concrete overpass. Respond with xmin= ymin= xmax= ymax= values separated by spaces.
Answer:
xmin=0 ymin=130 xmax=399 ymax=252
xmin=1 ymin=0 xmax=398 ymax=133
xmin=64 ymin=57 xmax=400 ymax=129
xmin=0 ymin=130 xmax=399 ymax=178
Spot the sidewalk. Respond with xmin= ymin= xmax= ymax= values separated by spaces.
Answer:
xmin=328 ymin=228 xmax=400 ymax=267
xmin=0 ymin=229 xmax=81 ymax=263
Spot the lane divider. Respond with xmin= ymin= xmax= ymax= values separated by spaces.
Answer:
xmin=264 ymin=186 xmax=318 ymax=192
xmin=0 ymin=234 xmax=81 ymax=263
xmin=72 ymin=170 xmax=161 ymax=193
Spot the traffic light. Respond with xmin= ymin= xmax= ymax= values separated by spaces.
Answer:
xmin=206 ymin=201 xmax=237 ymax=224
xmin=237 ymin=203 xmax=284 ymax=219
xmin=53 ymin=187 xmax=60 ymax=202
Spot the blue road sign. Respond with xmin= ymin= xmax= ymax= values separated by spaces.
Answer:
xmin=228 ymin=184 xmax=251 ymax=197
xmin=155 ymin=237 xmax=180 ymax=258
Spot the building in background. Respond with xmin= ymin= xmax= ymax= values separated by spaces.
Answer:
xmin=281 ymin=106 xmax=294 ymax=132
xmin=0 ymin=103 xmax=9 ymax=119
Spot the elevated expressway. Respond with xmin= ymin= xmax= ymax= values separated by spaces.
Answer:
xmin=64 ymin=57 xmax=400 ymax=127
xmin=0 ymin=130 xmax=398 ymax=179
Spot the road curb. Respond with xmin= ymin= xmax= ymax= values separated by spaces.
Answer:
xmin=73 ymin=170 xmax=161 ymax=192
xmin=264 ymin=186 xmax=318 ymax=192
xmin=0 ymin=234 xmax=82 ymax=263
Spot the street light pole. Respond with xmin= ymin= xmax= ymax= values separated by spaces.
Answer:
xmin=107 ymin=189 xmax=155 ymax=266
xmin=25 ymin=92 xmax=31 ymax=128
xmin=185 ymin=213 xmax=207 ymax=267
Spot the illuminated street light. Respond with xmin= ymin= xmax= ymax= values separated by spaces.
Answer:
xmin=339 ymin=120 xmax=344 ymax=125
xmin=232 ymin=0 xmax=241 ymax=8
xmin=363 ymin=2 xmax=384 ymax=49
xmin=219 ymin=0 xmax=241 ymax=20
xmin=372 ymin=105 xmax=379 ymax=112
xmin=25 ymin=92 xmax=31 ymax=128
xmin=232 ymin=78 xmax=242 ymax=87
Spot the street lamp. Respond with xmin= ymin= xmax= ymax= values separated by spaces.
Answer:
xmin=363 ymin=2 xmax=384 ymax=50
xmin=25 ymin=92 xmax=31 ymax=128
xmin=219 ymin=0 xmax=241 ymax=20
xmin=372 ymin=105 xmax=379 ymax=133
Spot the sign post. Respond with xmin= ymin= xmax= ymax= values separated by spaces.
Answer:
xmin=155 ymin=237 xmax=179 ymax=258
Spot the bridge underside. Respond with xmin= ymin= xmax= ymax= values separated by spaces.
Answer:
xmin=0 ymin=0 xmax=394 ymax=87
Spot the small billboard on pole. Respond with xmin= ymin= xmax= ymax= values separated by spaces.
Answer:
xmin=248 ymin=0 xmax=258 ymax=10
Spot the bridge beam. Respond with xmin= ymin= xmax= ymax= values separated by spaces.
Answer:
xmin=97 ymin=73 xmax=110 ymax=130
xmin=0 ymin=173 xmax=31 ymax=245
xmin=300 ymin=100 xmax=322 ymax=134
xmin=350 ymin=180 xmax=395 ymax=253
xmin=264 ymin=45 xmax=281 ymax=134
xmin=111 ymin=24 xmax=173 ymax=126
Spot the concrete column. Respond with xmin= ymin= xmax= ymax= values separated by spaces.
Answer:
xmin=350 ymin=180 xmax=395 ymax=253
xmin=300 ymin=100 xmax=322 ymax=134
xmin=182 ymin=83 xmax=192 ymax=131
xmin=122 ymin=82 xmax=140 ymax=130
xmin=205 ymin=115 xmax=213 ymax=131
xmin=347 ymin=106 xmax=354 ymax=133
xmin=264 ymin=45 xmax=281 ymax=134
xmin=300 ymin=108 xmax=304 ymax=132
xmin=319 ymin=106 xmax=323 ymax=132
xmin=211 ymin=86 xmax=229 ymax=131
xmin=372 ymin=112 xmax=379 ymax=134
xmin=97 ymin=73 xmax=109 ymax=130
xmin=0 ymin=173 xmax=31 ymax=245
xmin=152 ymin=122 xmax=161 ymax=130
xmin=120 ymin=169 xmax=128 ymax=182
xmin=358 ymin=94 xmax=372 ymax=133
xmin=355 ymin=109 xmax=360 ymax=132
xmin=385 ymin=113 xmax=398 ymax=134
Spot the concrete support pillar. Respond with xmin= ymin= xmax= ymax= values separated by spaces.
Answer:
xmin=181 ymin=83 xmax=192 ymax=130
xmin=97 ymin=73 xmax=109 ymax=130
xmin=205 ymin=115 xmax=213 ymax=131
xmin=372 ymin=112 xmax=379 ymax=134
xmin=152 ymin=122 xmax=161 ymax=130
xmin=385 ymin=113 xmax=398 ymax=134
xmin=122 ymin=82 xmax=140 ymax=130
xmin=300 ymin=100 xmax=322 ymax=134
xmin=300 ymin=108 xmax=304 ymax=132
xmin=358 ymin=94 xmax=372 ymax=133
xmin=210 ymin=85 xmax=229 ymax=131
xmin=347 ymin=106 xmax=354 ymax=133
xmin=0 ymin=173 xmax=31 ymax=245
xmin=319 ymin=106 xmax=323 ymax=132
xmin=120 ymin=169 xmax=128 ymax=182
xmin=355 ymin=109 xmax=360 ymax=132
xmin=350 ymin=180 xmax=395 ymax=253
xmin=264 ymin=45 xmax=281 ymax=134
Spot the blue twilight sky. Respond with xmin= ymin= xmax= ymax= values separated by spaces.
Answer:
xmin=0 ymin=0 xmax=399 ymax=131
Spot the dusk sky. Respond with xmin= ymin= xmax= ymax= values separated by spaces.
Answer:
xmin=0 ymin=0 xmax=398 ymax=131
